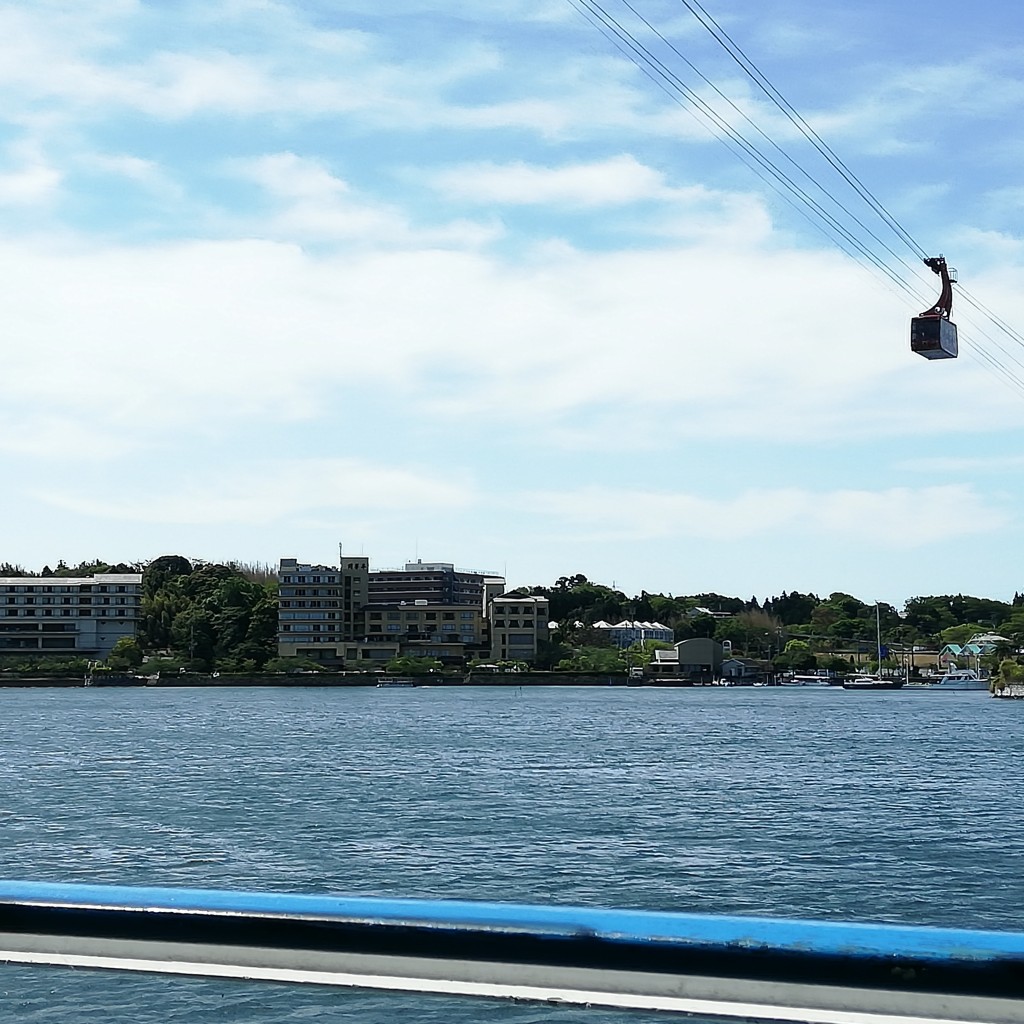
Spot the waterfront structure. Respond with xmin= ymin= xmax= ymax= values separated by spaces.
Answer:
xmin=720 ymin=657 xmax=765 ymax=682
xmin=277 ymin=557 xmax=371 ymax=663
xmin=592 ymin=619 xmax=673 ymax=648
xmin=278 ymin=556 xmax=542 ymax=668
xmin=0 ymin=573 xmax=143 ymax=660
xmin=488 ymin=595 xmax=550 ymax=664
xmin=368 ymin=561 xmax=498 ymax=607
xmin=648 ymin=638 xmax=725 ymax=682
xmin=363 ymin=600 xmax=486 ymax=667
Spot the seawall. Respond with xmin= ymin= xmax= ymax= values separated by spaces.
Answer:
xmin=0 ymin=672 xmax=647 ymax=689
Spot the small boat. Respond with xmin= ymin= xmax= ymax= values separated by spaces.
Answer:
xmin=842 ymin=675 xmax=904 ymax=691
xmin=778 ymin=675 xmax=832 ymax=687
xmin=906 ymin=668 xmax=989 ymax=692
xmin=376 ymin=677 xmax=418 ymax=688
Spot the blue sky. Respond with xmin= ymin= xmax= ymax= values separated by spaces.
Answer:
xmin=3 ymin=0 xmax=1024 ymax=607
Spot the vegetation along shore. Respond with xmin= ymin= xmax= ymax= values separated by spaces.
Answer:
xmin=4 ymin=557 xmax=1024 ymax=691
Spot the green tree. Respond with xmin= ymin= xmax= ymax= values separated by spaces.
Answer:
xmin=937 ymin=623 xmax=993 ymax=648
xmin=903 ymin=596 xmax=957 ymax=638
xmin=385 ymin=656 xmax=443 ymax=675
xmin=689 ymin=613 xmax=718 ymax=639
xmin=556 ymin=646 xmax=625 ymax=672
xmin=765 ymin=591 xmax=820 ymax=625
xmin=107 ymin=637 xmax=143 ymax=670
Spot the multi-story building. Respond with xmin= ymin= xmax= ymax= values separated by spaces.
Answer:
xmin=278 ymin=555 xmax=552 ymax=668
xmin=488 ymin=595 xmax=550 ymax=664
xmin=368 ymin=560 xmax=497 ymax=607
xmin=364 ymin=600 xmax=485 ymax=666
xmin=277 ymin=556 xmax=369 ymax=663
xmin=0 ymin=573 xmax=143 ymax=660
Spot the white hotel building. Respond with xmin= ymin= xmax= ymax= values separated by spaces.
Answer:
xmin=0 ymin=573 xmax=143 ymax=660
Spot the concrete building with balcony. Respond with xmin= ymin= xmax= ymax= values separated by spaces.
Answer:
xmin=364 ymin=600 xmax=486 ymax=666
xmin=488 ymin=595 xmax=550 ymax=664
xmin=0 ymin=573 xmax=143 ymax=660
xmin=277 ymin=556 xmax=369 ymax=663
xmin=278 ymin=554 xmax=549 ymax=668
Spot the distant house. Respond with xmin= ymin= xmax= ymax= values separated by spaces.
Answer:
xmin=592 ymin=619 xmax=673 ymax=648
xmin=938 ymin=637 xmax=1001 ymax=669
xmin=648 ymin=638 xmax=724 ymax=683
xmin=720 ymin=657 xmax=765 ymax=682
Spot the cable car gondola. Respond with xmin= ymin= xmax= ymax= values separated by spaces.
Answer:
xmin=911 ymin=256 xmax=958 ymax=359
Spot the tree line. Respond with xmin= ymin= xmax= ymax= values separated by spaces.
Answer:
xmin=2 ymin=559 xmax=1022 ymax=675
xmin=514 ymin=575 xmax=1024 ymax=671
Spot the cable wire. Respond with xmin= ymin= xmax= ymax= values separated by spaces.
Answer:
xmin=674 ymin=0 xmax=930 ymax=260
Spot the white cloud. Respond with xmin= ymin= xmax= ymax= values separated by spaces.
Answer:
xmin=0 ymin=140 xmax=61 ymax=205
xmin=525 ymin=484 xmax=1009 ymax=547
xmin=4 ymin=226 xmax=1023 ymax=464
xmin=230 ymin=152 xmax=500 ymax=246
xmin=430 ymin=155 xmax=674 ymax=207
xmin=31 ymin=458 xmax=475 ymax=525
xmin=897 ymin=453 xmax=1024 ymax=473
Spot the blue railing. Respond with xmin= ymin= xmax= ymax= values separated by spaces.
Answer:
xmin=2 ymin=880 xmax=1023 ymax=1023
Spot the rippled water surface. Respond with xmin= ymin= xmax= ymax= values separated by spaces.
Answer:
xmin=1 ymin=685 xmax=1021 ymax=1021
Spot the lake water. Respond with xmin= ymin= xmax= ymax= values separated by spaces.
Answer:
xmin=1 ymin=685 xmax=1021 ymax=1021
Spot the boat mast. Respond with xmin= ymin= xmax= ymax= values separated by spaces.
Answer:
xmin=875 ymin=602 xmax=882 ymax=678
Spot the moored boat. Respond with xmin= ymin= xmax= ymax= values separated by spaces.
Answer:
xmin=906 ymin=668 xmax=989 ymax=692
xmin=842 ymin=675 xmax=904 ymax=691
xmin=779 ymin=674 xmax=833 ymax=687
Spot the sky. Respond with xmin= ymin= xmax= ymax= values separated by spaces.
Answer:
xmin=2 ymin=0 xmax=1024 ymax=609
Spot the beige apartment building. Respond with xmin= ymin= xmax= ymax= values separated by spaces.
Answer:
xmin=487 ymin=594 xmax=550 ymax=664
xmin=277 ymin=556 xmax=370 ymax=662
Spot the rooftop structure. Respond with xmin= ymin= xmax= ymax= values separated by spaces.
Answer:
xmin=368 ymin=559 xmax=502 ymax=607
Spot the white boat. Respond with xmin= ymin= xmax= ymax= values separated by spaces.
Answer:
xmin=842 ymin=674 xmax=903 ymax=691
xmin=779 ymin=674 xmax=832 ymax=687
xmin=906 ymin=668 xmax=989 ymax=692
